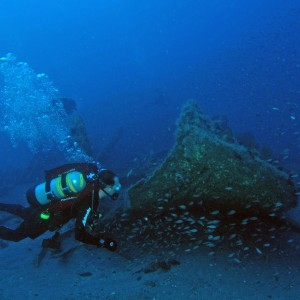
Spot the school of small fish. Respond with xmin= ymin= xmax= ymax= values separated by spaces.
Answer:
xmin=102 ymin=193 xmax=299 ymax=263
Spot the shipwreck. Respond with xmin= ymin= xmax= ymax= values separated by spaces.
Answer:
xmin=127 ymin=101 xmax=297 ymax=216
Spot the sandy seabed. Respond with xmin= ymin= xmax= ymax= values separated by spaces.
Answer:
xmin=0 ymin=186 xmax=299 ymax=300
xmin=0 ymin=223 xmax=299 ymax=300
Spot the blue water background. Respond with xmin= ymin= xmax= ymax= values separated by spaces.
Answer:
xmin=0 ymin=0 xmax=299 ymax=177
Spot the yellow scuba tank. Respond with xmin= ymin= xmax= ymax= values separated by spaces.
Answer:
xmin=32 ymin=171 xmax=86 ymax=206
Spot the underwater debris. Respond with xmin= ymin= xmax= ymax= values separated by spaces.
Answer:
xmin=128 ymin=100 xmax=297 ymax=215
xmin=79 ymin=272 xmax=93 ymax=277
xmin=141 ymin=259 xmax=180 ymax=274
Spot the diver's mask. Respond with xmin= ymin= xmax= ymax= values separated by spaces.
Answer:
xmin=97 ymin=169 xmax=121 ymax=200
xmin=101 ymin=179 xmax=121 ymax=200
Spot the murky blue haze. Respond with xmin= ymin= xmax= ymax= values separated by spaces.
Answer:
xmin=0 ymin=0 xmax=299 ymax=176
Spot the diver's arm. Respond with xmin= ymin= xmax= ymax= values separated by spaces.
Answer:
xmin=75 ymin=205 xmax=101 ymax=245
xmin=74 ymin=205 xmax=117 ymax=251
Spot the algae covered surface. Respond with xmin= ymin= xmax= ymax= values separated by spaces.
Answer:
xmin=128 ymin=101 xmax=297 ymax=215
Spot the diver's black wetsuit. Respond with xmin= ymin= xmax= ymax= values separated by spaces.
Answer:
xmin=0 ymin=163 xmax=105 ymax=246
xmin=0 ymin=203 xmax=48 ymax=241
xmin=0 ymin=202 xmax=100 ymax=245
xmin=0 ymin=189 xmax=101 ymax=244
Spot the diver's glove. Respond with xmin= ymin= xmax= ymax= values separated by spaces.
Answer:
xmin=98 ymin=237 xmax=117 ymax=252
xmin=84 ymin=211 xmax=103 ymax=235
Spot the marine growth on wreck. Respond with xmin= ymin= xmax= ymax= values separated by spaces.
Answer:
xmin=100 ymin=101 xmax=298 ymax=261
xmin=128 ymin=100 xmax=297 ymax=216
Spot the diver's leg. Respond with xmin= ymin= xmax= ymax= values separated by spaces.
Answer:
xmin=0 ymin=223 xmax=28 ymax=242
xmin=0 ymin=219 xmax=48 ymax=242
xmin=0 ymin=203 xmax=31 ymax=219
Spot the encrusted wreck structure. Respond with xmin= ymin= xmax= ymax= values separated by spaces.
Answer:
xmin=128 ymin=101 xmax=297 ymax=215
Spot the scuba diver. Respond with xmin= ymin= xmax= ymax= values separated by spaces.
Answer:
xmin=0 ymin=163 xmax=121 ymax=251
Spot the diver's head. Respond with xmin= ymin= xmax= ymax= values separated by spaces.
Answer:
xmin=98 ymin=169 xmax=121 ymax=200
